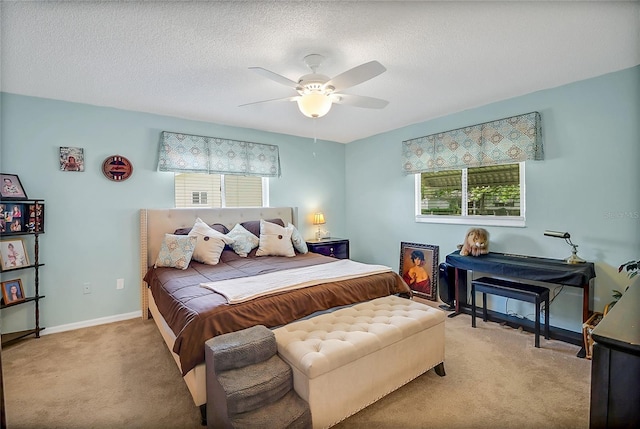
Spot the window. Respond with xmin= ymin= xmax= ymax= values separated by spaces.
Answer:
xmin=191 ymin=191 xmax=207 ymax=205
xmin=175 ymin=173 xmax=267 ymax=208
xmin=416 ymin=163 xmax=525 ymax=227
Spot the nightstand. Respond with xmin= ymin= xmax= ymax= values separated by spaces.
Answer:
xmin=306 ymin=238 xmax=350 ymax=259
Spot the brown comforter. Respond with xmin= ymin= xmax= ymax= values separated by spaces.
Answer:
xmin=144 ymin=250 xmax=411 ymax=375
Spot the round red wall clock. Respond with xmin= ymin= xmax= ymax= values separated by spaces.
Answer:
xmin=102 ymin=155 xmax=133 ymax=181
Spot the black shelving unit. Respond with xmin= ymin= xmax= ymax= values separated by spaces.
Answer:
xmin=0 ymin=199 xmax=45 ymax=346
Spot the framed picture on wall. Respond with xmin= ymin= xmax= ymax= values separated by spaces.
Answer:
xmin=2 ymin=279 xmax=25 ymax=305
xmin=0 ymin=173 xmax=28 ymax=200
xmin=60 ymin=146 xmax=85 ymax=172
xmin=399 ymin=242 xmax=439 ymax=301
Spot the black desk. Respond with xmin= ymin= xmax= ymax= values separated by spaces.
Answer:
xmin=445 ymin=250 xmax=596 ymax=323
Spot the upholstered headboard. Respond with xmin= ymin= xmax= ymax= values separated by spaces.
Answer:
xmin=139 ymin=207 xmax=298 ymax=318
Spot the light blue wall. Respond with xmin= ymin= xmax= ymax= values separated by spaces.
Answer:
xmin=2 ymin=66 xmax=638 ymax=334
xmin=0 ymin=94 xmax=345 ymax=331
xmin=346 ymin=66 xmax=640 ymax=332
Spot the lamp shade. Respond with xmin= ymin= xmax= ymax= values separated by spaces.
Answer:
xmin=313 ymin=212 xmax=326 ymax=225
xmin=297 ymin=93 xmax=332 ymax=118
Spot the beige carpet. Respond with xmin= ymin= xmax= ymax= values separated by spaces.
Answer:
xmin=2 ymin=303 xmax=591 ymax=429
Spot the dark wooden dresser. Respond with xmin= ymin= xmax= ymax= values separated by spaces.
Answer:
xmin=589 ymin=278 xmax=640 ymax=428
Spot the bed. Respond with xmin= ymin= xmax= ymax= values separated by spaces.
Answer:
xmin=139 ymin=207 xmax=411 ymax=414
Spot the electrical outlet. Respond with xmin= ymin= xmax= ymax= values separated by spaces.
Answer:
xmin=116 ymin=278 xmax=124 ymax=290
xmin=83 ymin=282 xmax=91 ymax=294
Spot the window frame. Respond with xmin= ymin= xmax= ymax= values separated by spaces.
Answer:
xmin=219 ymin=175 xmax=270 ymax=208
xmin=175 ymin=173 xmax=269 ymax=208
xmin=191 ymin=191 xmax=208 ymax=206
xmin=414 ymin=162 xmax=526 ymax=227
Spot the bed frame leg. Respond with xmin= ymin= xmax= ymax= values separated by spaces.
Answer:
xmin=199 ymin=404 xmax=207 ymax=426
xmin=434 ymin=362 xmax=446 ymax=377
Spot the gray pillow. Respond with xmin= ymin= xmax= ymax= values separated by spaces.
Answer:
xmin=174 ymin=223 xmax=229 ymax=235
xmin=240 ymin=218 xmax=284 ymax=237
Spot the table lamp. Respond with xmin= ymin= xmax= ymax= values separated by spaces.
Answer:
xmin=313 ymin=212 xmax=325 ymax=240
xmin=544 ymin=230 xmax=586 ymax=264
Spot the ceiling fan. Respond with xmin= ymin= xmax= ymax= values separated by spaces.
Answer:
xmin=241 ymin=54 xmax=389 ymax=118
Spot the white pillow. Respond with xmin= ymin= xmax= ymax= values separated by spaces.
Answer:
xmin=256 ymin=219 xmax=295 ymax=257
xmin=226 ymin=223 xmax=259 ymax=257
xmin=288 ymin=223 xmax=308 ymax=254
xmin=188 ymin=218 xmax=234 ymax=265
xmin=154 ymin=234 xmax=197 ymax=270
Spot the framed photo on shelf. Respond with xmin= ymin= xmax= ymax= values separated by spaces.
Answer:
xmin=399 ymin=242 xmax=439 ymax=301
xmin=0 ymin=173 xmax=28 ymax=200
xmin=0 ymin=202 xmax=44 ymax=234
xmin=0 ymin=238 xmax=30 ymax=270
xmin=27 ymin=203 xmax=45 ymax=233
xmin=1 ymin=202 xmax=25 ymax=234
xmin=1 ymin=279 xmax=25 ymax=305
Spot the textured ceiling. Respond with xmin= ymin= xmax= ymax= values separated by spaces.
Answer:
xmin=2 ymin=1 xmax=639 ymax=143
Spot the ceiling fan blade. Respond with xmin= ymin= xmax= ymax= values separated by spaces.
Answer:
xmin=249 ymin=67 xmax=299 ymax=88
xmin=325 ymin=61 xmax=386 ymax=92
xmin=239 ymin=95 xmax=299 ymax=107
xmin=332 ymin=93 xmax=389 ymax=109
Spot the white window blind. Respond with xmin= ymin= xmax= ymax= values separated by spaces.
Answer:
xmin=175 ymin=173 xmax=222 ymax=207
xmin=175 ymin=173 xmax=263 ymax=208
xmin=223 ymin=175 xmax=263 ymax=207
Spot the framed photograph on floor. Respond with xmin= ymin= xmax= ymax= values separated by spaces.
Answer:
xmin=2 ymin=279 xmax=25 ymax=305
xmin=399 ymin=242 xmax=439 ymax=301
xmin=0 ymin=238 xmax=30 ymax=270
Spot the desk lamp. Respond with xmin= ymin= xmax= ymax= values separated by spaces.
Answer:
xmin=313 ymin=212 xmax=326 ymax=240
xmin=544 ymin=230 xmax=586 ymax=264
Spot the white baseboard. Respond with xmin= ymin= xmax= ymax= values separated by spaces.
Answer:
xmin=42 ymin=311 xmax=142 ymax=335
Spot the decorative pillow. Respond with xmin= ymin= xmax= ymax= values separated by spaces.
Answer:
xmin=256 ymin=219 xmax=295 ymax=257
xmin=226 ymin=223 xmax=260 ymax=257
xmin=188 ymin=218 xmax=234 ymax=265
xmin=288 ymin=223 xmax=308 ymax=254
xmin=212 ymin=223 xmax=230 ymax=234
xmin=174 ymin=223 xmax=229 ymax=236
xmin=173 ymin=227 xmax=192 ymax=236
xmin=154 ymin=234 xmax=197 ymax=270
xmin=220 ymin=248 xmax=242 ymax=263
xmin=241 ymin=218 xmax=285 ymax=238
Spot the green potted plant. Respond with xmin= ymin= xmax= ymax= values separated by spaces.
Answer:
xmin=611 ymin=258 xmax=639 ymax=309
xmin=583 ymin=258 xmax=638 ymax=359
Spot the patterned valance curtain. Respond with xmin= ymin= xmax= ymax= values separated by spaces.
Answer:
xmin=158 ymin=131 xmax=281 ymax=177
xmin=402 ymin=112 xmax=543 ymax=174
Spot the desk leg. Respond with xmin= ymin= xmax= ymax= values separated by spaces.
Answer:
xmin=448 ymin=268 xmax=463 ymax=318
xmin=576 ymin=282 xmax=591 ymax=358
xmin=582 ymin=282 xmax=591 ymax=323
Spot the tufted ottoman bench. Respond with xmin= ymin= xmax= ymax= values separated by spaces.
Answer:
xmin=273 ymin=295 xmax=446 ymax=429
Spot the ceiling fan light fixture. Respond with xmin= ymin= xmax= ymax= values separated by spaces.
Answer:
xmin=245 ymin=55 xmax=388 ymax=118
xmin=297 ymin=92 xmax=332 ymax=118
